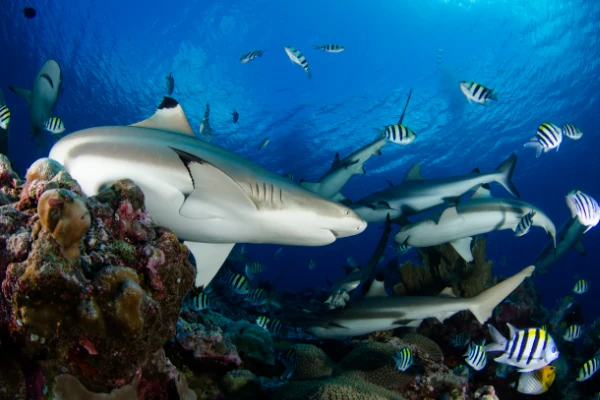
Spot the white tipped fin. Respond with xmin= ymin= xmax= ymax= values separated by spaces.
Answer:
xmin=438 ymin=287 xmax=458 ymax=298
xmin=171 ymin=148 xmax=256 ymax=219
xmin=470 ymin=186 xmax=493 ymax=200
xmin=402 ymin=163 xmax=424 ymax=182
xmin=130 ymin=97 xmax=195 ymax=136
xmin=449 ymin=237 xmax=473 ymax=262
xmin=8 ymin=87 xmax=32 ymax=105
xmin=364 ymin=279 xmax=387 ymax=298
xmin=184 ymin=241 xmax=235 ymax=288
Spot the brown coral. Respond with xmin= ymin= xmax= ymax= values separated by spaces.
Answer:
xmin=400 ymin=334 xmax=444 ymax=364
xmin=36 ymin=188 xmax=91 ymax=263
xmin=290 ymin=344 xmax=334 ymax=380
xmin=25 ymin=157 xmax=65 ymax=182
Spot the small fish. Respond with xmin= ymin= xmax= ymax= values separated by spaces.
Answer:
xmin=44 ymin=117 xmax=65 ymax=135
xmin=203 ymin=284 xmax=214 ymax=295
xmin=190 ymin=292 xmax=210 ymax=311
xmin=308 ymin=258 xmax=316 ymax=270
xmin=256 ymin=315 xmax=270 ymax=330
xmin=269 ymin=319 xmax=283 ymax=336
xmin=347 ymin=257 xmax=358 ymax=268
xmin=248 ymin=288 xmax=268 ymax=305
xmin=245 ymin=261 xmax=264 ymax=280
xmin=573 ymin=279 xmax=589 ymax=294
xmin=452 ymin=332 xmax=470 ymax=348
xmin=165 ymin=73 xmax=174 ymax=95
xmin=258 ymin=137 xmax=270 ymax=150
xmin=561 ymin=124 xmax=583 ymax=140
xmin=23 ymin=7 xmax=36 ymax=19
xmin=558 ymin=296 xmax=574 ymax=310
xmin=238 ymin=309 xmax=250 ymax=321
xmin=314 ymin=44 xmax=345 ymax=53
xmin=392 ymin=243 xmax=412 ymax=256
xmin=576 ymin=358 xmax=599 ymax=382
xmin=280 ymin=348 xmax=297 ymax=379
xmin=240 ymin=50 xmax=265 ymax=64
xmin=284 ymin=46 xmax=312 ymax=78
xmin=495 ymin=363 xmax=510 ymax=379
xmin=385 ymin=178 xmax=394 ymax=188
xmin=464 ymin=340 xmax=487 ymax=371
xmin=563 ymin=324 xmax=583 ymax=342
xmin=515 ymin=210 xmax=536 ymax=236
xmin=566 ymin=190 xmax=600 ymax=232
xmin=274 ymin=247 xmax=283 ymax=259
xmin=393 ymin=346 xmax=413 ymax=372
xmin=524 ymin=122 xmax=563 ymax=158
xmin=199 ymin=103 xmax=212 ymax=139
xmin=0 ymin=105 xmax=10 ymax=130
xmin=485 ymin=324 xmax=559 ymax=372
xmin=228 ymin=272 xmax=250 ymax=295
xmin=380 ymin=124 xmax=417 ymax=146
xmin=512 ymin=365 xmax=556 ymax=395
xmin=231 ymin=109 xmax=239 ymax=123
xmin=283 ymin=172 xmax=294 ymax=182
xmin=459 ymin=81 xmax=497 ymax=105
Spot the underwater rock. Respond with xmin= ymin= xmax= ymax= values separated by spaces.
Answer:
xmin=221 ymin=369 xmax=260 ymax=397
xmin=400 ymin=334 xmax=444 ymax=364
xmin=0 ymin=154 xmax=22 ymax=206
xmin=137 ymin=348 xmax=197 ymax=400
xmin=0 ymin=157 xmax=195 ymax=393
xmin=52 ymin=370 xmax=140 ymax=400
xmin=473 ymin=385 xmax=499 ymax=400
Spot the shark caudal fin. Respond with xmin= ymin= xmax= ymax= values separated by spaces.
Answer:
xmin=468 ymin=265 xmax=535 ymax=324
xmin=494 ymin=153 xmax=520 ymax=199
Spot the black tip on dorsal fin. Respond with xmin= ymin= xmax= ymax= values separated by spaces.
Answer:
xmin=471 ymin=167 xmax=480 ymax=174
xmin=158 ymin=97 xmax=179 ymax=110
xmin=482 ymin=183 xmax=491 ymax=190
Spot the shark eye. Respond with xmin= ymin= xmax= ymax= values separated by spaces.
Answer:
xmin=344 ymin=210 xmax=350 ymax=216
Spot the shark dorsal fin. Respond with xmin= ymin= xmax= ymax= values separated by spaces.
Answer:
xmin=437 ymin=206 xmax=462 ymax=225
xmin=470 ymin=185 xmax=492 ymax=200
xmin=364 ymin=279 xmax=387 ymax=298
xmin=402 ymin=163 xmax=423 ymax=182
xmin=130 ymin=97 xmax=195 ymax=137
xmin=331 ymin=152 xmax=341 ymax=169
xmin=438 ymin=287 xmax=458 ymax=297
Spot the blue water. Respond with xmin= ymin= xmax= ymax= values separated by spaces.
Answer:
xmin=1 ymin=0 xmax=599 ymax=320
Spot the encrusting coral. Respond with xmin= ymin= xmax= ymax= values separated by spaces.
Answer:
xmin=289 ymin=343 xmax=335 ymax=380
xmin=0 ymin=157 xmax=195 ymax=396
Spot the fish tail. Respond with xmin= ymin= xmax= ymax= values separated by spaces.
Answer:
xmin=469 ymin=265 xmax=535 ymax=324
xmin=313 ymin=45 xmax=322 ymax=50
xmin=494 ymin=152 xmax=520 ymax=198
xmin=523 ymin=141 xmax=543 ymax=158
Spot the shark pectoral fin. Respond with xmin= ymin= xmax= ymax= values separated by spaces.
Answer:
xmin=184 ymin=241 xmax=235 ymax=288
xmin=171 ymin=148 xmax=257 ymax=218
xmin=402 ymin=163 xmax=423 ymax=182
xmin=375 ymin=201 xmax=393 ymax=210
xmin=9 ymin=87 xmax=32 ymax=104
xmin=130 ymin=97 xmax=195 ymax=137
xmin=449 ymin=237 xmax=473 ymax=262
xmin=470 ymin=186 xmax=493 ymax=200
xmin=393 ymin=319 xmax=422 ymax=327
xmin=331 ymin=192 xmax=347 ymax=203
xmin=300 ymin=180 xmax=321 ymax=193
xmin=574 ymin=241 xmax=586 ymax=256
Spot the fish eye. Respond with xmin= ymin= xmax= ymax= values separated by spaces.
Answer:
xmin=552 ymin=347 xmax=557 ymax=353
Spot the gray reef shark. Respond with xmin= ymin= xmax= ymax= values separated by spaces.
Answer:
xmin=306 ymin=265 xmax=535 ymax=339
xmin=394 ymin=187 xmax=556 ymax=262
xmin=9 ymin=59 xmax=63 ymax=137
xmin=350 ymin=153 xmax=520 ymax=224
xmin=533 ymin=217 xmax=587 ymax=274
xmin=300 ymin=138 xmax=387 ymax=201
xmin=49 ymin=97 xmax=367 ymax=288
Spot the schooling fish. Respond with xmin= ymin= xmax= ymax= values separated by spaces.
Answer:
xmin=228 ymin=272 xmax=250 ymax=295
xmin=231 ymin=109 xmax=239 ymax=123
xmin=256 ymin=315 xmax=270 ymax=330
xmin=0 ymin=105 xmax=10 ymax=130
xmin=269 ymin=319 xmax=283 ymax=336
xmin=393 ymin=347 xmax=413 ymax=372
xmin=248 ymin=288 xmax=268 ymax=305
xmin=464 ymin=340 xmax=487 ymax=371
xmin=240 ymin=50 xmax=265 ymax=63
xmin=515 ymin=210 xmax=536 ymax=236
xmin=199 ymin=103 xmax=212 ymax=139
xmin=165 ymin=73 xmax=174 ymax=95
xmin=485 ymin=324 xmax=559 ymax=372
xmin=280 ymin=348 xmax=297 ymax=379
xmin=380 ymin=124 xmax=417 ymax=146
xmin=44 ymin=117 xmax=65 ymax=135
xmin=561 ymin=123 xmax=583 ymax=140
xmin=308 ymin=258 xmax=316 ymax=270
xmin=573 ymin=279 xmax=589 ymax=294
xmin=524 ymin=122 xmax=563 ymax=158
xmin=459 ymin=81 xmax=497 ymax=105
xmin=314 ymin=44 xmax=345 ymax=53
xmin=512 ymin=365 xmax=556 ymax=395
xmin=284 ymin=46 xmax=312 ymax=78
xmin=563 ymin=324 xmax=583 ymax=342
xmin=245 ymin=261 xmax=264 ymax=280
xmin=392 ymin=243 xmax=412 ymax=256
xmin=190 ymin=292 xmax=210 ymax=311
xmin=558 ymin=295 xmax=574 ymax=310
xmin=566 ymin=190 xmax=600 ymax=233
xmin=258 ymin=137 xmax=270 ymax=150
xmin=577 ymin=358 xmax=599 ymax=382
xmin=452 ymin=332 xmax=470 ymax=348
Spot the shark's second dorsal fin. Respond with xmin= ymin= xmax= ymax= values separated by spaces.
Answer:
xmin=402 ymin=163 xmax=423 ymax=182
xmin=437 ymin=206 xmax=462 ymax=225
xmin=470 ymin=184 xmax=492 ymax=200
xmin=130 ymin=97 xmax=195 ymax=136
xmin=438 ymin=287 xmax=458 ymax=298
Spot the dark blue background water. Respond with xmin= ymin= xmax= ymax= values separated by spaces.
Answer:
xmin=1 ymin=0 xmax=598 ymax=321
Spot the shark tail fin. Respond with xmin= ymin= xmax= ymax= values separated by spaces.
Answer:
xmin=495 ymin=153 xmax=520 ymax=198
xmin=468 ymin=265 xmax=535 ymax=324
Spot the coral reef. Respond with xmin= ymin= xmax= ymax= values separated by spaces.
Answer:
xmin=290 ymin=343 xmax=335 ymax=380
xmin=0 ymin=157 xmax=195 ymax=395
xmin=221 ymin=369 xmax=260 ymax=398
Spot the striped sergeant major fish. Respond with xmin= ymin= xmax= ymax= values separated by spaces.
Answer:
xmin=44 ymin=117 xmax=65 ymax=135
xmin=524 ymin=122 xmax=562 ymax=158
xmin=199 ymin=103 xmax=212 ymax=139
xmin=563 ymin=324 xmax=583 ymax=342
xmin=269 ymin=319 xmax=283 ymax=336
xmin=377 ymin=89 xmax=416 ymax=145
xmin=485 ymin=323 xmax=559 ymax=372
xmin=240 ymin=49 xmax=265 ymax=64
xmin=576 ymin=357 xmax=599 ymax=382
xmin=314 ymin=44 xmax=345 ymax=53
xmin=248 ymin=288 xmax=268 ymax=305
xmin=566 ymin=190 xmax=600 ymax=233
xmin=393 ymin=346 xmax=413 ymax=372
xmin=515 ymin=210 xmax=536 ymax=236
xmin=190 ymin=292 xmax=210 ymax=311
xmin=561 ymin=123 xmax=583 ymax=140
xmin=573 ymin=279 xmax=589 ymax=294
xmin=228 ymin=272 xmax=250 ymax=295
xmin=165 ymin=73 xmax=174 ymax=95
xmin=284 ymin=46 xmax=311 ymax=78
xmin=464 ymin=340 xmax=487 ymax=371
xmin=452 ymin=331 xmax=470 ymax=348
xmin=279 ymin=347 xmax=297 ymax=379
xmin=0 ymin=105 xmax=10 ymax=130
xmin=459 ymin=81 xmax=497 ymax=105
xmin=256 ymin=315 xmax=270 ymax=330
xmin=245 ymin=261 xmax=264 ymax=280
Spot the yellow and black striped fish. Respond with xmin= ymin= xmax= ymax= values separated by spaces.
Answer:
xmin=0 ymin=105 xmax=10 ymax=130
xmin=563 ymin=324 xmax=583 ymax=342
xmin=515 ymin=210 xmax=536 ymax=237
xmin=524 ymin=122 xmax=563 ymax=158
xmin=248 ymin=288 xmax=267 ymax=305
xmin=459 ymin=81 xmax=497 ymax=105
xmin=314 ymin=44 xmax=345 ymax=53
xmin=485 ymin=323 xmax=559 ymax=372
xmin=256 ymin=315 xmax=270 ymax=330
xmin=190 ymin=292 xmax=210 ymax=311
xmin=381 ymin=124 xmax=417 ymax=146
xmin=561 ymin=124 xmax=583 ymax=140
xmin=228 ymin=272 xmax=250 ymax=295
xmin=576 ymin=358 xmax=599 ymax=382
xmin=464 ymin=340 xmax=487 ymax=371
xmin=245 ymin=261 xmax=264 ymax=280
xmin=44 ymin=117 xmax=65 ymax=135
xmin=573 ymin=279 xmax=589 ymax=294
xmin=392 ymin=346 xmax=413 ymax=372
xmin=280 ymin=347 xmax=297 ymax=379
xmin=240 ymin=49 xmax=265 ymax=63
xmin=269 ymin=319 xmax=283 ymax=336
xmin=284 ymin=46 xmax=311 ymax=78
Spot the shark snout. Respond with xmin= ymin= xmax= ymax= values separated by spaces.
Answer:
xmin=331 ymin=208 xmax=367 ymax=238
